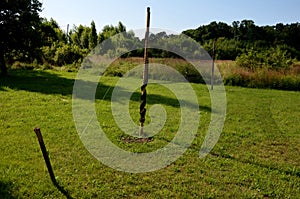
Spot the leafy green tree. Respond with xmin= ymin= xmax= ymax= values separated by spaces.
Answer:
xmin=183 ymin=21 xmax=233 ymax=43
xmin=89 ymin=21 xmax=97 ymax=49
xmin=70 ymin=24 xmax=95 ymax=49
xmin=203 ymin=38 xmax=245 ymax=60
xmin=101 ymin=25 xmax=118 ymax=40
xmin=70 ymin=25 xmax=84 ymax=47
xmin=99 ymin=22 xmax=126 ymax=42
xmin=0 ymin=0 xmax=42 ymax=75
xmin=183 ymin=20 xmax=300 ymax=61
xmin=40 ymin=18 xmax=67 ymax=46
xmin=117 ymin=21 xmax=126 ymax=33
xmin=80 ymin=28 xmax=90 ymax=49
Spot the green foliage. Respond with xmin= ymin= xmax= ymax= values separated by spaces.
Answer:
xmin=99 ymin=31 xmax=210 ymax=59
xmin=183 ymin=21 xmax=233 ymax=43
xmin=1 ymin=1 xmax=300 ymax=76
xmin=10 ymin=60 xmax=38 ymax=70
xmin=41 ymin=42 xmax=86 ymax=66
xmin=40 ymin=18 xmax=68 ymax=46
xmin=236 ymin=46 xmax=294 ymax=70
xmin=53 ymin=44 xmax=85 ymax=66
xmin=89 ymin=21 xmax=98 ymax=49
xmin=184 ymin=20 xmax=300 ymax=61
xmin=203 ymin=38 xmax=245 ymax=60
xmin=69 ymin=24 xmax=91 ymax=49
xmin=99 ymin=21 xmax=127 ymax=41
xmin=0 ymin=0 xmax=42 ymax=75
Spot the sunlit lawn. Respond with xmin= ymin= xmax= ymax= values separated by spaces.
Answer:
xmin=0 ymin=69 xmax=299 ymax=198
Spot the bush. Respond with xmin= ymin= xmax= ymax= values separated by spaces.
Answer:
xmin=11 ymin=61 xmax=36 ymax=70
xmin=42 ymin=42 xmax=87 ymax=66
xmin=236 ymin=46 xmax=295 ymax=70
xmin=277 ymin=75 xmax=300 ymax=90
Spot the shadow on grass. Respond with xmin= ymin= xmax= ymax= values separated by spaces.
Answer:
xmin=0 ymin=181 xmax=16 ymax=199
xmin=211 ymin=151 xmax=300 ymax=178
xmin=0 ymin=69 xmax=75 ymax=95
xmin=0 ymin=69 xmax=211 ymax=112
xmin=0 ymin=176 xmax=73 ymax=198
xmin=52 ymin=180 xmax=74 ymax=199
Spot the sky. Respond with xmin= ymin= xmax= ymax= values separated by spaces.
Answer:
xmin=40 ymin=0 xmax=300 ymax=33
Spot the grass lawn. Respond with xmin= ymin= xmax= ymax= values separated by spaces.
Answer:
xmin=0 ymin=69 xmax=299 ymax=198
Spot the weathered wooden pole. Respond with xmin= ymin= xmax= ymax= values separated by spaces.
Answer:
xmin=34 ymin=127 xmax=56 ymax=184
xmin=211 ymin=40 xmax=216 ymax=90
xmin=139 ymin=7 xmax=150 ymax=136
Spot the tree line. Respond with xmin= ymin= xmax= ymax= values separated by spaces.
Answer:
xmin=183 ymin=20 xmax=300 ymax=61
xmin=0 ymin=0 xmax=133 ymax=75
xmin=1 ymin=0 xmax=299 ymax=76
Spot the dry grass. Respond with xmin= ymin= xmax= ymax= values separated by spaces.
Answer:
xmin=217 ymin=61 xmax=300 ymax=90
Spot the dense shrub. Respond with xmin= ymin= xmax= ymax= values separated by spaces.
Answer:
xmin=236 ymin=46 xmax=295 ymax=70
xmin=41 ymin=42 xmax=86 ymax=66
xmin=53 ymin=44 xmax=86 ymax=66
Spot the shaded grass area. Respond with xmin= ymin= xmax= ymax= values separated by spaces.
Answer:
xmin=0 ymin=181 xmax=16 ymax=199
xmin=0 ymin=69 xmax=299 ymax=198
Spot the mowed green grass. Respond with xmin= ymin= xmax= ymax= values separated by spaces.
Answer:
xmin=0 ymin=69 xmax=299 ymax=198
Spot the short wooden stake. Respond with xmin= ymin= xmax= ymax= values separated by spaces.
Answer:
xmin=34 ymin=127 xmax=56 ymax=184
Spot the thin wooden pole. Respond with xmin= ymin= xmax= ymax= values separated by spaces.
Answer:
xmin=34 ymin=127 xmax=56 ymax=184
xmin=139 ymin=7 xmax=150 ymax=136
xmin=211 ymin=40 xmax=215 ymax=90
xmin=67 ymin=24 xmax=70 ymax=42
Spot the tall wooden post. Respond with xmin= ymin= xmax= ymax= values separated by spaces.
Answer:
xmin=139 ymin=7 xmax=150 ymax=136
xmin=211 ymin=40 xmax=216 ymax=90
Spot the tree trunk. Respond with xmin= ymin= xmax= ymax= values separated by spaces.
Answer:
xmin=0 ymin=51 xmax=7 ymax=76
